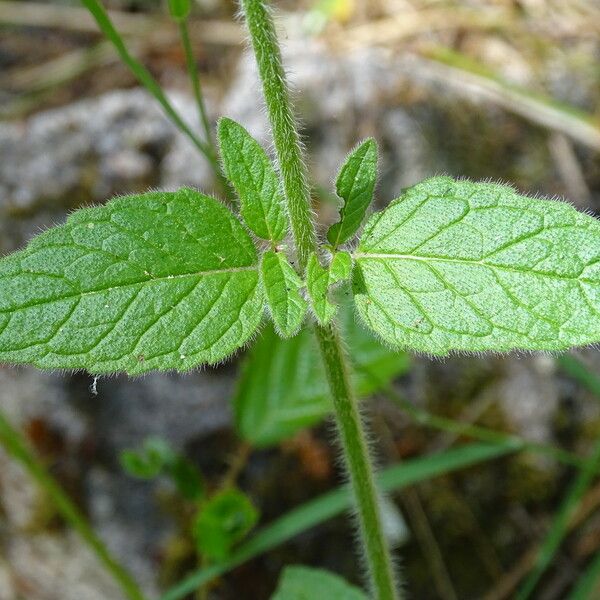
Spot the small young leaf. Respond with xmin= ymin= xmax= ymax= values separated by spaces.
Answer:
xmin=193 ymin=488 xmax=259 ymax=561
xmin=120 ymin=450 xmax=164 ymax=479
xmin=121 ymin=437 xmax=205 ymax=500
xmin=167 ymin=456 xmax=205 ymax=501
xmin=0 ymin=188 xmax=263 ymax=374
xmin=261 ymin=250 xmax=307 ymax=337
xmin=120 ymin=436 xmax=175 ymax=479
xmin=168 ymin=0 xmax=191 ymax=21
xmin=327 ymin=138 xmax=378 ymax=249
xmin=307 ymin=252 xmax=353 ymax=325
xmin=271 ymin=565 xmax=367 ymax=600
xmin=354 ymin=176 xmax=600 ymax=355
xmin=234 ymin=299 xmax=410 ymax=447
xmin=218 ymin=117 xmax=287 ymax=242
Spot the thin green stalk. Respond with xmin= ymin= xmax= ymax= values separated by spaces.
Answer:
xmin=569 ymin=550 xmax=600 ymax=599
xmin=378 ymin=380 xmax=587 ymax=470
xmin=516 ymin=435 xmax=600 ymax=599
xmin=0 ymin=410 xmax=146 ymax=600
xmin=178 ymin=20 xmax=214 ymax=156
xmin=81 ymin=0 xmax=220 ymax=180
xmin=241 ymin=0 xmax=316 ymax=271
xmin=315 ymin=322 xmax=400 ymax=599
xmin=177 ymin=18 xmax=232 ymax=198
xmin=240 ymin=1 xmax=399 ymax=597
xmin=559 ymin=355 xmax=600 ymax=399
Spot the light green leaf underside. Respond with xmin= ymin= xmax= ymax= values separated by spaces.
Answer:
xmin=307 ymin=252 xmax=353 ymax=325
xmin=327 ymin=138 xmax=378 ymax=248
xmin=234 ymin=299 xmax=410 ymax=447
xmin=218 ymin=117 xmax=287 ymax=242
xmin=261 ymin=250 xmax=307 ymax=337
xmin=0 ymin=188 xmax=263 ymax=375
xmin=271 ymin=566 xmax=367 ymax=600
xmin=354 ymin=176 xmax=600 ymax=355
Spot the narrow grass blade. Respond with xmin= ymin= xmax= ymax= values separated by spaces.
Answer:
xmin=376 ymin=378 xmax=586 ymax=470
xmin=80 ymin=0 xmax=217 ymax=171
xmin=516 ymin=437 xmax=600 ymax=599
xmin=559 ymin=355 xmax=600 ymax=399
xmin=178 ymin=19 xmax=222 ymax=176
xmin=569 ymin=551 xmax=600 ymax=599
xmin=159 ymin=442 xmax=517 ymax=600
xmin=0 ymin=409 xmax=147 ymax=600
xmin=423 ymin=46 xmax=600 ymax=151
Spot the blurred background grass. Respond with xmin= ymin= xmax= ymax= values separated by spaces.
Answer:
xmin=1 ymin=1 xmax=600 ymax=599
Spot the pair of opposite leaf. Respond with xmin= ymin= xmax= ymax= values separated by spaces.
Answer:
xmin=1 ymin=118 xmax=600 ymax=375
xmin=219 ymin=118 xmax=374 ymax=337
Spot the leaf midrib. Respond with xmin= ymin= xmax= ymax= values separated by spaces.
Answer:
xmin=0 ymin=265 xmax=258 ymax=314
xmin=354 ymin=252 xmax=597 ymax=284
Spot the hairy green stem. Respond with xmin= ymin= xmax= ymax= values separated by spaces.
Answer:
xmin=240 ymin=2 xmax=399 ymax=597
xmin=0 ymin=410 xmax=146 ymax=600
xmin=315 ymin=323 xmax=400 ymax=599
xmin=240 ymin=0 xmax=316 ymax=270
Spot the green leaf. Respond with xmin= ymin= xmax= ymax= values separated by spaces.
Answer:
xmin=218 ymin=117 xmax=287 ymax=242
xmin=271 ymin=566 xmax=367 ymax=600
xmin=327 ymin=139 xmax=378 ymax=249
xmin=234 ymin=300 xmax=410 ymax=446
xmin=307 ymin=252 xmax=353 ymax=325
xmin=261 ymin=250 xmax=307 ymax=337
xmin=0 ymin=188 xmax=263 ymax=375
xmin=193 ymin=488 xmax=259 ymax=561
xmin=354 ymin=176 xmax=600 ymax=355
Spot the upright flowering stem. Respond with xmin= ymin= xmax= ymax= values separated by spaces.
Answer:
xmin=240 ymin=1 xmax=400 ymax=598
xmin=241 ymin=0 xmax=316 ymax=271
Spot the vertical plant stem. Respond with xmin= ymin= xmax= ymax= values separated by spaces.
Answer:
xmin=315 ymin=322 xmax=400 ymax=599
xmin=240 ymin=0 xmax=316 ymax=270
xmin=82 ymin=0 xmax=230 ymax=194
xmin=177 ymin=18 xmax=232 ymax=197
xmin=240 ymin=1 xmax=399 ymax=597
xmin=178 ymin=20 xmax=216 ymax=165
xmin=0 ymin=410 xmax=147 ymax=600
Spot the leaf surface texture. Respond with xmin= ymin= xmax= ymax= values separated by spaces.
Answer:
xmin=354 ymin=177 xmax=600 ymax=354
xmin=0 ymin=189 xmax=263 ymax=374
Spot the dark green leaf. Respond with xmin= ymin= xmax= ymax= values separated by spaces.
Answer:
xmin=167 ymin=456 xmax=205 ymax=501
